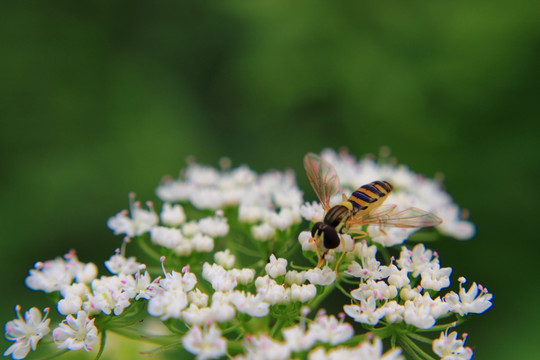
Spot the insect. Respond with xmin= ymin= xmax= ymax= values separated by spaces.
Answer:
xmin=304 ymin=152 xmax=442 ymax=270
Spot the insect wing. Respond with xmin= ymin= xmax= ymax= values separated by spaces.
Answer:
xmin=347 ymin=207 xmax=442 ymax=231
xmin=373 ymin=207 xmax=442 ymax=228
xmin=362 ymin=204 xmax=396 ymax=218
xmin=303 ymin=152 xmax=339 ymax=211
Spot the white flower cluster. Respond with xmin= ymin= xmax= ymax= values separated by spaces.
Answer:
xmin=433 ymin=331 xmax=473 ymax=360
xmin=151 ymin=253 xmax=334 ymax=328
xmin=107 ymin=199 xmax=230 ymax=256
xmin=231 ymin=311 xmax=402 ymax=360
xmin=343 ymin=242 xmax=493 ymax=330
xmin=316 ymin=149 xmax=475 ymax=244
xmin=155 ymin=160 xmax=303 ymax=241
xmin=3 ymin=306 xmax=98 ymax=359
xmin=4 ymin=150 xmax=492 ymax=360
xmin=25 ymin=248 xmax=154 ymax=317
xmin=25 ymin=250 xmax=97 ymax=293
xmin=3 ymin=307 xmax=50 ymax=359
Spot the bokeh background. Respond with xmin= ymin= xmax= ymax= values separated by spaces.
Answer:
xmin=1 ymin=1 xmax=539 ymax=359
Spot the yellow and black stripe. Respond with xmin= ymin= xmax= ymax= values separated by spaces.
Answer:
xmin=348 ymin=181 xmax=393 ymax=214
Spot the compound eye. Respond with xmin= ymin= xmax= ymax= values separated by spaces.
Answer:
xmin=323 ymin=227 xmax=340 ymax=249
xmin=311 ymin=222 xmax=324 ymax=237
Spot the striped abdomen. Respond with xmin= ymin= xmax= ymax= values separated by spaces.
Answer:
xmin=347 ymin=181 xmax=393 ymax=214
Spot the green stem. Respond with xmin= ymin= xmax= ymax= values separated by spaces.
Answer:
xmin=335 ymin=282 xmax=353 ymax=298
xmin=398 ymin=336 xmax=424 ymax=360
xmin=94 ymin=330 xmax=106 ymax=360
xmin=109 ymin=327 xmax=179 ymax=346
xmin=416 ymin=317 xmax=465 ymax=332
xmin=399 ymin=335 xmax=436 ymax=360
xmin=308 ymin=280 xmax=338 ymax=310
xmin=139 ymin=341 xmax=183 ymax=355
xmin=228 ymin=242 xmax=262 ymax=258
xmin=270 ymin=317 xmax=286 ymax=338
xmin=408 ymin=332 xmax=434 ymax=345
xmin=136 ymin=237 xmax=163 ymax=262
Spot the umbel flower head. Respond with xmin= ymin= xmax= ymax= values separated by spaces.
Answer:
xmin=3 ymin=148 xmax=492 ymax=360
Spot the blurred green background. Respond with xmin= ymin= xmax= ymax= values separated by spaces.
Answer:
xmin=1 ymin=1 xmax=539 ymax=359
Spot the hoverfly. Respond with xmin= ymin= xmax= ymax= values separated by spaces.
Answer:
xmin=303 ymin=152 xmax=442 ymax=270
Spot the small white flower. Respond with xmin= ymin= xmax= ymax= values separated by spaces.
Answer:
xmin=307 ymin=337 xmax=404 ymax=360
xmin=202 ymin=263 xmax=237 ymax=291
xmin=57 ymin=283 xmax=89 ymax=315
xmin=58 ymin=296 xmax=83 ymax=316
xmin=198 ymin=216 xmax=229 ymax=237
xmin=229 ymin=291 xmax=270 ymax=317
xmin=308 ymin=313 xmax=354 ymax=345
xmin=229 ymin=268 xmax=256 ymax=285
xmin=397 ymin=244 xmax=437 ymax=277
xmin=436 ymin=204 xmax=476 ymax=240
xmin=433 ymin=331 xmax=473 ymax=360
xmin=251 ymin=222 xmax=276 ymax=241
xmin=75 ymin=263 xmax=98 ymax=284
xmin=156 ymin=179 xmax=193 ymax=202
xmin=182 ymin=221 xmax=200 ymax=237
xmin=368 ymin=225 xmax=417 ymax=247
xmin=355 ymin=337 xmax=404 ymax=360
xmin=344 ymin=296 xmax=388 ymax=325
xmin=445 ymin=280 xmax=493 ymax=316
xmin=403 ymin=294 xmax=440 ymax=329
xmin=4 ymin=306 xmax=50 ymax=360
xmin=300 ymin=201 xmax=325 ymax=222
xmin=182 ymin=324 xmax=227 ymax=360
xmin=242 ymin=333 xmax=291 ymax=360
xmin=190 ymin=233 xmax=215 ymax=253
xmin=52 ymin=311 xmax=98 ymax=352
xmin=298 ymin=231 xmax=317 ymax=252
xmin=305 ymin=266 xmax=336 ymax=286
xmin=214 ymin=249 xmax=235 ymax=269
xmin=384 ymin=264 xmax=410 ymax=288
xmin=104 ymin=254 xmax=141 ymax=275
xmin=25 ymin=251 xmax=95 ymax=293
xmin=188 ymin=288 xmax=209 ymax=307
xmin=285 ymin=270 xmax=307 ymax=285
xmin=134 ymin=270 xmax=155 ymax=300
xmin=210 ymin=293 xmax=237 ymax=323
xmin=282 ymin=324 xmax=317 ymax=352
xmin=350 ymin=280 xmax=397 ymax=302
xmin=160 ymin=203 xmax=186 ymax=226
xmin=269 ymin=208 xmax=295 ymax=230
xmin=147 ymin=268 xmax=195 ymax=320
xmin=184 ymin=163 xmax=221 ymax=185
xmin=107 ymin=201 xmax=158 ymax=238
xmin=420 ymin=263 xmax=452 ymax=291
xmin=238 ymin=204 xmax=266 ymax=223
xmin=181 ymin=304 xmax=214 ymax=326
xmin=290 ymin=284 xmax=317 ymax=303
xmin=190 ymin=188 xmax=225 ymax=210
xmin=265 ymin=255 xmax=287 ymax=278
xmin=383 ymin=301 xmax=405 ymax=324
xmin=151 ymin=226 xmax=183 ymax=249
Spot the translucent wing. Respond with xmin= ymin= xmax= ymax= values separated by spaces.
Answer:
xmin=303 ymin=152 xmax=340 ymax=211
xmin=347 ymin=207 xmax=442 ymax=231
xmin=363 ymin=204 xmax=396 ymax=218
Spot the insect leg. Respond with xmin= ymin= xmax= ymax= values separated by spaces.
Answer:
xmin=317 ymin=250 xmax=328 ymax=268
xmin=334 ymin=235 xmax=347 ymax=273
xmin=351 ymin=231 xmax=369 ymax=253
xmin=310 ymin=236 xmax=324 ymax=268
